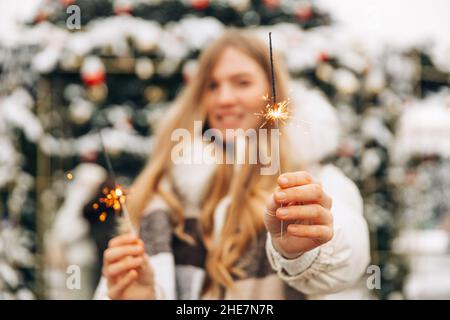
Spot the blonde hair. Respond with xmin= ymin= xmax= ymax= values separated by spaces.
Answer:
xmin=126 ymin=29 xmax=297 ymax=295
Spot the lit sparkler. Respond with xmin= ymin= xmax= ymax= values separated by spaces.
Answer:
xmin=93 ymin=129 xmax=137 ymax=235
xmin=259 ymin=32 xmax=289 ymax=239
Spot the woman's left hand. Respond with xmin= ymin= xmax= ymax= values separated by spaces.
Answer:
xmin=264 ymin=171 xmax=334 ymax=259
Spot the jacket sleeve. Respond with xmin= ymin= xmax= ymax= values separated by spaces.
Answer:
xmin=266 ymin=164 xmax=371 ymax=297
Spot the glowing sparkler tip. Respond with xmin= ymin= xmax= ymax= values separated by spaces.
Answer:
xmin=95 ymin=184 xmax=127 ymax=217
xmin=66 ymin=173 xmax=73 ymax=180
xmin=255 ymin=97 xmax=291 ymax=128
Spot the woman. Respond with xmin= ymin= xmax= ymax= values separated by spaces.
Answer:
xmin=94 ymin=29 xmax=370 ymax=300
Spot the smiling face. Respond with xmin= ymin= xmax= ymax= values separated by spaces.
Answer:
xmin=202 ymin=46 xmax=270 ymax=140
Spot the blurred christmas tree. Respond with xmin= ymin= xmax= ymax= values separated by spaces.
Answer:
xmin=0 ymin=46 xmax=39 ymax=299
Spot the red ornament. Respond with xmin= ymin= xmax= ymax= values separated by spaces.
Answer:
xmin=263 ymin=0 xmax=280 ymax=10
xmin=317 ymin=51 xmax=330 ymax=62
xmin=191 ymin=0 xmax=209 ymax=11
xmin=296 ymin=5 xmax=313 ymax=22
xmin=34 ymin=10 xmax=49 ymax=23
xmin=81 ymin=57 xmax=106 ymax=86
xmin=82 ymin=72 xmax=106 ymax=86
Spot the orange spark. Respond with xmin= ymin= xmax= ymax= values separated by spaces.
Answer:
xmin=93 ymin=185 xmax=127 ymax=222
xmin=99 ymin=212 xmax=107 ymax=222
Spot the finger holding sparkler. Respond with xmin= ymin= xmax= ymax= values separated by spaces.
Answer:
xmin=267 ymin=171 xmax=334 ymax=259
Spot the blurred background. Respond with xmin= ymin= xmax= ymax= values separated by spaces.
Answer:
xmin=1 ymin=0 xmax=449 ymax=300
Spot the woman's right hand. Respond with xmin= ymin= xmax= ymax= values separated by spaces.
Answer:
xmin=103 ymin=233 xmax=155 ymax=300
